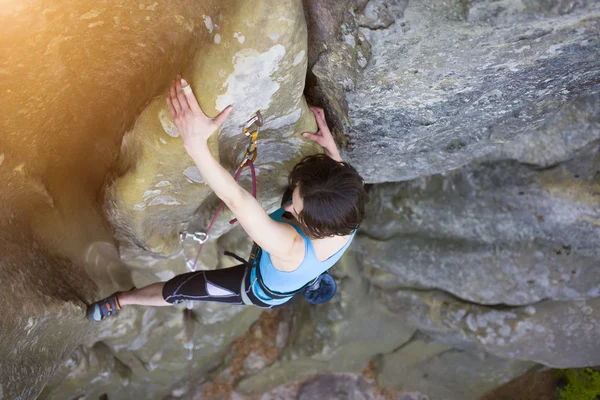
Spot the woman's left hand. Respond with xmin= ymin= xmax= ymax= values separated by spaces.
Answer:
xmin=166 ymin=75 xmax=232 ymax=154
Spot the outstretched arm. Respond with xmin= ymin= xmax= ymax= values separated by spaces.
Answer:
xmin=167 ymin=77 xmax=298 ymax=260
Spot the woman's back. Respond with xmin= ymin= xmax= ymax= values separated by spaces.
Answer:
xmin=250 ymin=206 xmax=355 ymax=304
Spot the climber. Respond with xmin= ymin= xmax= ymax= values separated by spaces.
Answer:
xmin=87 ymin=76 xmax=367 ymax=321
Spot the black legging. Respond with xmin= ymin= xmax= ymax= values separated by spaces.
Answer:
xmin=162 ymin=263 xmax=273 ymax=308
xmin=163 ymin=188 xmax=295 ymax=308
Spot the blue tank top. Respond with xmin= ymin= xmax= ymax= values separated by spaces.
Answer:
xmin=250 ymin=206 xmax=356 ymax=305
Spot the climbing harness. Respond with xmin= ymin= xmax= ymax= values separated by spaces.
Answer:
xmin=224 ymin=240 xmax=337 ymax=305
xmin=180 ymin=111 xmax=263 ymax=371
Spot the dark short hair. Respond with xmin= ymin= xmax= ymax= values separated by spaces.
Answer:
xmin=288 ymin=154 xmax=367 ymax=238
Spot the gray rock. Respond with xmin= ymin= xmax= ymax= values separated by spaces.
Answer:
xmin=357 ymin=140 xmax=600 ymax=306
xmin=488 ymin=92 xmax=600 ymax=167
xmin=383 ymin=289 xmax=600 ymax=368
xmin=39 ymin=305 xmax=261 ymax=399
xmin=307 ymin=0 xmax=600 ymax=182
xmin=298 ymin=373 xmax=409 ymax=400
xmin=376 ymin=339 xmax=534 ymax=400
xmin=0 ymin=219 xmax=96 ymax=400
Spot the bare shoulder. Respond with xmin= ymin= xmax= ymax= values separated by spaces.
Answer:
xmin=312 ymin=234 xmax=353 ymax=262
xmin=269 ymin=229 xmax=306 ymax=272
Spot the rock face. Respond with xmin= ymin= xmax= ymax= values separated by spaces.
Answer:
xmin=376 ymin=339 xmax=535 ymax=400
xmin=0 ymin=218 xmax=96 ymax=400
xmin=357 ymin=137 xmax=600 ymax=307
xmin=306 ymin=0 xmax=600 ymax=182
xmin=1 ymin=0 xmax=599 ymax=399
xmin=105 ymin=0 xmax=318 ymax=258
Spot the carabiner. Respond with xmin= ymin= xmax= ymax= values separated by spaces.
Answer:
xmin=179 ymin=231 xmax=209 ymax=244
xmin=240 ymin=148 xmax=257 ymax=167
xmin=244 ymin=110 xmax=263 ymax=131
xmin=239 ymin=111 xmax=262 ymax=167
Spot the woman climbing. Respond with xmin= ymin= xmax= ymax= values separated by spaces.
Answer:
xmin=87 ymin=76 xmax=367 ymax=320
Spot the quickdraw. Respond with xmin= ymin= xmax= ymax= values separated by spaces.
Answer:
xmin=240 ymin=111 xmax=262 ymax=167
xmin=180 ymin=111 xmax=262 ymax=374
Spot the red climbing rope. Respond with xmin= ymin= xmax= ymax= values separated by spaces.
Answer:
xmin=187 ymin=162 xmax=255 ymax=271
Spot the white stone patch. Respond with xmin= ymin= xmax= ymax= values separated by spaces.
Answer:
xmin=88 ymin=21 xmax=104 ymax=28
xmin=149 ymin=195 xmax=180 ymax=206
xmin=547 ymin=43 xmax=564 ymax=55
xmin=214 ymin=34 xmax=221 ymax=44
xmin=0 ymin=153 xmax=4 ymax=166
xmin=90 ymin=375 xmax=106 ymax=384
xmin=292 ymin=50 xmax=305 ymax=66
xmin=587 ymin=287 xmax=600 ymax=297
xmin=278 ymin=16 xmax=294 ymax=26
xmin=357 ymin=52 xmax=368 ymax=68
xmin=514 ymin=321 xmax=535 ymax=338
xmin=159 ymin=109 xmax=179 ymax=137
xmin=270 ymin=32 xmax=280 ymax=41
xmin=343 ymin=33 xmax=356 ymax=47
xmin=263 ymin=108 xmax=301 ymax=130
xmin=466 ymin=310 xmax=517 ymax=332
xmin=243 ymin=351 xmax=269 ymax=372
xmin=159 ymin=138 xmax=167 ymax=144
xmin=514 ymin=45 xmax=530 ymax=54
xmin=174 ymin=15 xmax=193 ymax=32
xmin=234 ymin=32 xmax=245 ymax=43
xmin=155 ymin=180 xmax=170 ymax=187
xmin=524 ymin=306 xmax=536 ymax=315
xmin=25 ymin=317 xmax=35 ymax=335
xmin=492 ymin=60 xmax=520 ymax=72
xmin=581 ymin=305 xmax=593 ymax=315
xmin=203 ymin=15 xmax=213 ymax=33
xmin=133 ymin=203 xmax=146 ymax=211
xmin=143 ymin=189 xmax=161 ymax=201
xmin=216 ymin=45 xmax=286 ymax=137
xmin=80 ymin=9 xmax=104 ymax=20
xmin=498 ymin=325 xmax=512 ymax=337
xmin=155 ymin=270 xmax=175 ymax=281
xmin=184 ymin=166 xmax=204 ymax=183
xmin=561 ymin=287 xmax=581 ymax=298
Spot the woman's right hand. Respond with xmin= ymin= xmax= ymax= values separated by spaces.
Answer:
xmin=302 ymin=107 xmax=343 ymax=162
xmin=166 ymin=76 xmax=232 ymax=156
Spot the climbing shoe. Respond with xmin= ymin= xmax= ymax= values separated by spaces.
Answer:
xmin=87 ymin=292 xmax=122 ymax=322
